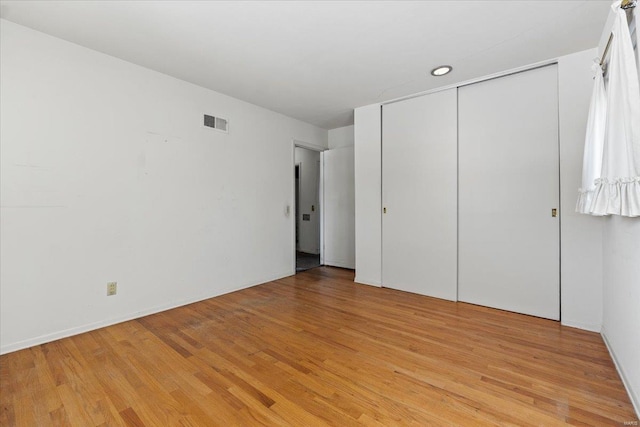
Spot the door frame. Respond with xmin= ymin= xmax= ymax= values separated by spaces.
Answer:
xmin=291 ymin=139 xmax=326 ymax=274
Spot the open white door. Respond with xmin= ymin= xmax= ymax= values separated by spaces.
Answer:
xmin=323 ymin=147 xmax=355 ymax=269
xmin=458 ymin=65 xmax=560 ymax=320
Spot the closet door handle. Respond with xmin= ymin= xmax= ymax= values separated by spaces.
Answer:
xmin=551 ymin=208 xmax=558 ymax=217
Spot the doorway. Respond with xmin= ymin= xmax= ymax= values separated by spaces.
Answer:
xmin=294 ymin=146 xmax=321 ymax=272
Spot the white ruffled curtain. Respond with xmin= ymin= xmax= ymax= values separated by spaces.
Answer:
xmin=578 ymin=0 xmax=640 ymax=217
xmin=636 ymin=5 xmax=639 ymax=75
xmin=576 ymin=63 xmax=607 ymax=213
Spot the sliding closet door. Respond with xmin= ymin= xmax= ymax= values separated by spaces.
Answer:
xmin=382 ymin=89 xmax=457 ymax=301
xmin=458 ymin=65 xmax=560 ymax=320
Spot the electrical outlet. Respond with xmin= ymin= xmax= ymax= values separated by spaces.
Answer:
xmin=107 ymin=282 xmax=117 ymax=296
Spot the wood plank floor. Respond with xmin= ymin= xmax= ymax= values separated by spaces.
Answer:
xmin=1 ymin=267 xmax=637 ymax=426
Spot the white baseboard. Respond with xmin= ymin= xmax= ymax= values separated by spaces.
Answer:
xmin=0 ymin=271 xmax=292 ymax=355
xmin=354 ymin=276 xmax=382 ymax=287
xmin=601 ymin=329 xmax=640 ymax=418
xmin=324 ymin=260 xmax=355 ymax=270
xmin=560 ymin=319 xmax=602 ymax=333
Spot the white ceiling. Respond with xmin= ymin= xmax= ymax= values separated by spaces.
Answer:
xmin=0 ymin=1 xmax=611 ymax=129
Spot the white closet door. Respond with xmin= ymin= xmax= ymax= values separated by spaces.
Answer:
xmin=323 ymin=146 xmax=355 ymax=269
xmin=458 ymin=65 xmax=560 ymax=320
xmin=382 ymin=89 xmax=457 ymax=301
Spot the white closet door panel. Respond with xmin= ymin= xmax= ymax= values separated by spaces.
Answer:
xmin=458 ymin=65 xmax=560 ymax=320
xmin=324 ymin=147 xmax=355 ymax=269
xmin=382 ymin=89 xmax=457 ymax=301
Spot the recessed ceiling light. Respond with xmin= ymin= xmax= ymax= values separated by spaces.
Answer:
xmin=431 ymin=65 xmax=452 ymax=76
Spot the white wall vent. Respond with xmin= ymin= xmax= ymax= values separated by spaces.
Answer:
xmin=203 ymin=114 xmax=229 ymax=133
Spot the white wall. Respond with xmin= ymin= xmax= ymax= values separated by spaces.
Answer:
xmin=354 ymin=49 xmax=605 ymax=329
xmin=354 ymin=105 xmax=382 ymax=286
xmin=597 ymin=9 xmax=640 ymax=414
xmin=328 ymin=125 xmax=354 ymax=149
xmin=558 ymin=48 xmax=604 ymax=332
xmin=294 ymin=146 xmax=321 ymax=254
xmin=0 ymin=20 xmax=327 ymax=354
xmin=602 ymin=216 xmax=640 ymax=415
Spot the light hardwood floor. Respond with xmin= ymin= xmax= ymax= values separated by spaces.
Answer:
xmin=1 ymin=267 xmax=637 ymax=426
